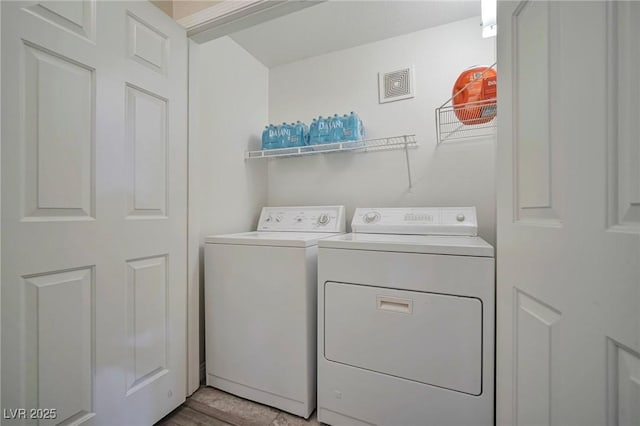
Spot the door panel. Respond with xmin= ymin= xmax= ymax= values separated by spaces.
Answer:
xmin=23 ymin=1 xmax=95 ymax=42
xmin=497 ymin=2 xmax=640 ymax=426
xmin=125 ymin=84 xmax=168 ymax=217
xmin=1 ymin=1 xmax=187 ymax=424
xmin=513 ymin=289 xmax=560 ymax=426
xmin=512 ymin=0 xmax=563 ymax=225
xmin=610 ymin=1 xmax=640 ymax=231
xmin=23 ymin=42 xmax=95 ymax=219
xmin=127 ymin=12 xmax=168 ymax=74
xmin=24 ymin=267 xmax=95 ymax=426
xmin=126 ymin=255 xmax=169 ymax=396
xmin=514 ymin=1 xmax=551 ymax=212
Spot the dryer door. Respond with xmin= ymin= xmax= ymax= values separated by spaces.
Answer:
xmin=324 ymin=282 xmax=482 ymax=395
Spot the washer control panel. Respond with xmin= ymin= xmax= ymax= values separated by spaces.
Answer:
xmin=258 ymin=206 xmax=346 ymax=232
xmin=351 ymin=207 xmax=478 ymax=236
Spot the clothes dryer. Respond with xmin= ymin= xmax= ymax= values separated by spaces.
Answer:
xmin=317 ymin=207 xmax=494 ymax=426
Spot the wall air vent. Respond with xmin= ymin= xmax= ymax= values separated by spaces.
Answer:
xmin=378 ymin=66 xmax=415 ymax=104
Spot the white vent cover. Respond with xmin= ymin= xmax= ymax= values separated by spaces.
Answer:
xmin=378 ymin=66 xmax=415 ymax=104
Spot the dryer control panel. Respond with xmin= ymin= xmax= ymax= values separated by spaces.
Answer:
xmin=351 ymin=207 xmax=477 ymax=236
xmin=257 ymin=206 xmax=346 ymax=233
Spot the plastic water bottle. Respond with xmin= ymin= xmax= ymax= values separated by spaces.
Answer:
xmin=317 ymin=116 xmax=329 ymax=144
xmin=303 ymin=121 xmax=310 ymax=145
xmin=277 ymin=123 xmax=284 ymax=147
xmin=309 ymin=119 xmax=318 ymax=145
xmin=270 ymin=125 xmax=278 ymax=148
xmin=288 ymin=122 xmax=298 ymax=147
xmin=340 ymin=114 xmax=351 ymax=141
xmin=262 ymin=125 xmax=270 ymax=150
xmin=285 ymin=122 xmax=300 ymax=147
xmin=292 ymin=121 xmax=307 ymax=147
xmin=329 ymin=114 xmax=343 ymax=143
xmin=263 ymin=124 xmax=280 ymax=149
xmin=286 ymin=122 xmax=297 ymax=147
xmin=348 ymin=112 xmax=363 ymax=141
xmin=279 ymin=122 xmax=290 ymax=148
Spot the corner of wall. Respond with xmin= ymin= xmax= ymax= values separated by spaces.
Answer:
xmin=150 ymin=0 xmax=173 ymax=18
xmin=189 ymin=36 xmax=271 ymax=379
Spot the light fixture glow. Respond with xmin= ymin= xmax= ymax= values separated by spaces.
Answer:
xmin=481 ymin=0 xmax=497 ymax=38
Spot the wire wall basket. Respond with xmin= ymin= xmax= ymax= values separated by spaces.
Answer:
xmin=436 ymin=63 xmax=497 ymax=144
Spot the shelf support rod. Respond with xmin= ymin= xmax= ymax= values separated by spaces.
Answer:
xmin=403 ymin=135 xmax=413 ymax=189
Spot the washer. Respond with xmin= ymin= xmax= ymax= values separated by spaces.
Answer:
xmin=205 ymin=206 xmax=345 ymax=418
xmin=317 ymin=207 xmax=494 ymax=426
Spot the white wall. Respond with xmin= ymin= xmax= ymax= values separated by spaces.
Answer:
xmin=189 ymin=36 xmax=269 ymax=377
xmin=191 ymin=36 xmax=269 ymax=237
xmin=267 ymin=17 xmax=496 ymax=244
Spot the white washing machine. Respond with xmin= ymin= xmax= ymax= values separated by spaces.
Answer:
xmin=317 ymin=207 xmax=494 ymax=426
xmin=205 ymin=206 xmax=345 ymax=418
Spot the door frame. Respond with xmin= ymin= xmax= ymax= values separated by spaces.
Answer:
xmin=0 ymin=2 xmax=3 ymax=410
xmin=186 ymin=38 xmax=200 ymax=395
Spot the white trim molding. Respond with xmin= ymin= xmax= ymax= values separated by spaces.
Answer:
xmin=178 ymin=1 xmax=270 ymax=29
xmin=184 ymin=0 xmax=324 ymax=44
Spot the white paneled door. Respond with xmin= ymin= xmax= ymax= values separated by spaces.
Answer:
xmin=497 ymin=2 xmax=640 ymax=426
xmin=1 ymin=1 xmax=187 ymax=425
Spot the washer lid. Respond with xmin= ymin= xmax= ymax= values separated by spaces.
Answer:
xmin=318 ymin=233 xmax=494 ymax=257
xmin=205 ymin=231 xmax=344 ymax=248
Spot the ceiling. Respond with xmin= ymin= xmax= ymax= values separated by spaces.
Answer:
xmin=229 ymin=0 xmax=480 ymax=68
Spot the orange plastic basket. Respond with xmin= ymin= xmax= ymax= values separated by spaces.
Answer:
xmin=452 ymin=66 xmax=497 ymax=125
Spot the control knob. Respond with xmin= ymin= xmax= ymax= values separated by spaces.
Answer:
xmin=363 ymin=211 xmax=380 ymax=224
xmin=456 ymin=214 xmax=465 ymax=222
xmin=317 ymin=214 xmax=330 ymax=225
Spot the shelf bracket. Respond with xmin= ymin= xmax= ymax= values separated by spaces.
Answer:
xmin=403 ymin=135 xmax=413 ymax=189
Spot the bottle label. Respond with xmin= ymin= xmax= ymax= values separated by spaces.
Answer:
xmin=329 ymin=121 xmax=343 ymax=130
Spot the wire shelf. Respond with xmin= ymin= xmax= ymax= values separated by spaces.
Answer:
xmin=246 ymin=134 xmax=418 ymax=189
xmin=436 ymin=63 xmax=497 ymax=144
xmin=245 ymin=134 xmax=417 ymax=159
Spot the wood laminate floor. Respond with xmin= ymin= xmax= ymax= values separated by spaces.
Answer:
xmin=156 ymin=387 xmax=321 ymax=426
